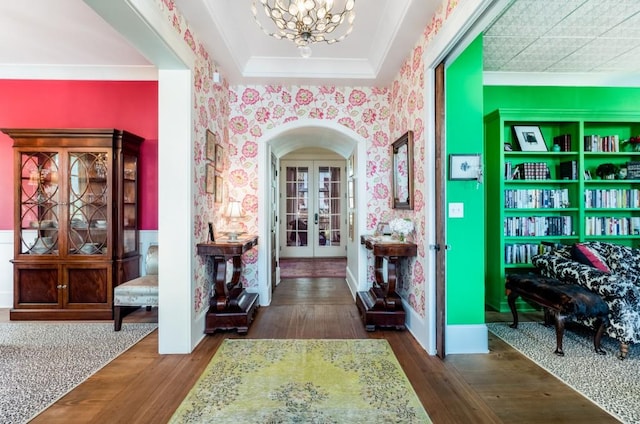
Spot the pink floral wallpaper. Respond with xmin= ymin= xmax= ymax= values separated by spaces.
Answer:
xmin=154 ymin=0 xmax=460 ymax=317
xmin=155 ymin=0 xmax=230 ymax=314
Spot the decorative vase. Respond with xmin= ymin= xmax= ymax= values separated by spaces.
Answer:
xmin=634 ymin=144 xmax=640 ymax=152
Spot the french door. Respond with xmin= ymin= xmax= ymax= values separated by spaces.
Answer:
xmin=280 ymin=160 xmax=345 ymax=258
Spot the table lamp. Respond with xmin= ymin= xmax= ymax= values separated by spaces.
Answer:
xmin=225 ymin=201 xmax=244 ymax=241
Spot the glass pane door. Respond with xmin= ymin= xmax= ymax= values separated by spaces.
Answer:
xmin=19 ymin=152 xmax=60 ymax=255
xmin=280 ymin=160 xmax=345 ymax=258
xmin=282 ymin=164 xmax=311 ymax=257
xmin=317 ymin=165 xmax=343 ymax=252
xmin=123 ymin=154 xmax=138 ymax=254
xmin=68 ymin=152 xmax=109 ymax=256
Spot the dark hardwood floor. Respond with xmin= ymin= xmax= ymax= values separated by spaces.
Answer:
xmin=12 ymin=277 xmax=618 ymax=423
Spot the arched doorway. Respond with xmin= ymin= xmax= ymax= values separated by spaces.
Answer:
xmin=255 ymin=120 xmax=369 ymax=307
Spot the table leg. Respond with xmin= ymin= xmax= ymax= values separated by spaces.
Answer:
xmin=212 ymin=256 xmax=229 ymax=311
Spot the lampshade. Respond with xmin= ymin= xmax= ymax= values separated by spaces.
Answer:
xmin=225 ymin=201 xmax=244 ymax=241
xmin=225 ymin=201 xmax=244 ymax=219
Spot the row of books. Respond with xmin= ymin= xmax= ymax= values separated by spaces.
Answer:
xmin=584 ymin=134 xmax=620 ymax=152
xmin=585 ymin=217 xmax=640 ymax=236
xmin=504 ymin=216 xmax=573 ymax=237
xmin=504 ymin=243 xmax=554 ymax=264
xmin=585 ymin=189 xmax=640 ymax=209
xmin=505 ymin=162 xmax=551 ymax=180
xmin=504 ymin=189 xmax=570 ymax=209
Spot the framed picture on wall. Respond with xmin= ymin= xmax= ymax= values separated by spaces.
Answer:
xmin=449 ymin=154 xmax=481 ymax=180
xmin=206 ymin=130 xmax=216 ymax=161
xmin=513 ymin=125 xmax=547 ymax=152
xmin=215 ymin=144 xmax=224 ymax=172
xmin=215 ymin=176 xmax=223 ymax=203
xmin=205 ymin=164 xmax=215 ymax=194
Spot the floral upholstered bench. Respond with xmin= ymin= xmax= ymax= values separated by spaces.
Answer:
xmin=505 ymin=273 xmax=609 ymax=356
xmin=114 ymin=245 xmax=158 ymax=331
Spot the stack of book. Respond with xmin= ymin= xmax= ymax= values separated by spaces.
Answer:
xmin=515 ymin=162 xmax=550 ymax=180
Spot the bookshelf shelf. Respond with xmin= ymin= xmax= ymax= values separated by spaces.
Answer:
xmin=485 ymin=108 xmax=640 ymax=312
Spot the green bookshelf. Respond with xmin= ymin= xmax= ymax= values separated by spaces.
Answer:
xmin=485 ymin=109 xmax=640 ymax=312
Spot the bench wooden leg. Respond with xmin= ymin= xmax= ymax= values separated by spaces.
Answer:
xmin=114 ymin=306 xmax=123 ymax=331
xmin=594 ymin=318 xmax=607 ymax=355
xmin=507 ymin=291 xmax=519 ymax=329
xmin=553 ymin=312 xmax=565 ymax=356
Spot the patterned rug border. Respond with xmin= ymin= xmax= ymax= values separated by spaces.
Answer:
xmin=488 ymin=322 xmax=639 ymax=424
xmin=0 ymin=322 xmax=157 ymax=423
xmin=279 ymin=258 xmax=347 ymax=279
xmin=170 ymin=338 xmax=431 ymax=423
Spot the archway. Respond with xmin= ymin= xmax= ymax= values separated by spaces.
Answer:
xmin=255 ymin=119 xmax=370 ymax=306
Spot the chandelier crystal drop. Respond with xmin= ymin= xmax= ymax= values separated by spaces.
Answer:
xmin=252 ymin=0 xmax=356 ymax=47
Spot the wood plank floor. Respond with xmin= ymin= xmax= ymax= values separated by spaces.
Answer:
xmin=10 ymin=278 xmax=619 ymax=423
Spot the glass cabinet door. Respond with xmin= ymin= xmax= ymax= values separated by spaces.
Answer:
xmin=19 ymin=152 xmax=60 ymax=255
xmin=68 ymin=152 xmax=109 ymax=256
xmin=122 ymin=154 xmax=138 ymax=254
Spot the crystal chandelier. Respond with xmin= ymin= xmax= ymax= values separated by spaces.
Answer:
xmin=252 ymin=0 xmax=356 ymax=56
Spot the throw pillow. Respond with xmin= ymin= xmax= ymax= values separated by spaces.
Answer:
xmin=571 ymin=243 xmax=611 ymax=273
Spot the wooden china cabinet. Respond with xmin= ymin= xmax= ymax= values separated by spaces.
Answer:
xmin=4 ymin=129 xmax=143 ymax=320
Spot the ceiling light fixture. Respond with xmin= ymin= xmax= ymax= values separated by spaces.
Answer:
xmin=252 ymin=0 xmax=356 ymax=57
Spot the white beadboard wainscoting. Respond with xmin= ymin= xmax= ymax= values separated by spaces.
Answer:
xmin=0 ymin=230 xmax=158 ymax=309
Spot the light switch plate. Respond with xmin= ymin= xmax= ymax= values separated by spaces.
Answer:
xmin=449 ymin=202 xmax=464 ymax=218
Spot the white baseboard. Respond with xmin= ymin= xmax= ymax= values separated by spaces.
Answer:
xmin=446 ymin=324 xmax=489 ymax=354
xmin=345 ymin=266 xmax=357 ymax=299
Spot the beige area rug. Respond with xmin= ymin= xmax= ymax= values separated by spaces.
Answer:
xmin=170 ymin=339 xmax=431 ymax=423
xmin=488 ymin=322 xmax=640 ymax=424
xmin=0 ymin=322 xmax=157 ymax=424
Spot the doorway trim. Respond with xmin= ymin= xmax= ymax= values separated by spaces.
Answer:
xmin=256 ymin=119 xmax=369 ymax=306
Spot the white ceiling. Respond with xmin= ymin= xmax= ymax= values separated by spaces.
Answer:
xmin=1 ymin=0 xmax=640 ymax=86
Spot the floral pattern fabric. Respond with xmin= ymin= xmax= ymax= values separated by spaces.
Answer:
xmin=532 ymin=242 xmax=640 ymax=347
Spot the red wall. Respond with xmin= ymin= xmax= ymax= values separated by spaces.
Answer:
xmin=0 ymin=79 xmax=158 ymax=230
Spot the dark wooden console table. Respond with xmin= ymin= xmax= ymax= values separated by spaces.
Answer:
xmin=197 ymin=235 xmax=259 ymax=335
xmin=356 ymin=235 xmax=417 ymax=331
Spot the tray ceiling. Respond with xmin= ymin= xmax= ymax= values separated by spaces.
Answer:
xmin=1 ymin=0 xmax=639 ymax=86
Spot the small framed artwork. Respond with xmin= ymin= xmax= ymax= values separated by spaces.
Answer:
xmin=449 ymin=154 xmax=481 ymax=180
xmin=513 ymin=125 xmax=547 ymax=152
xmin=206 ymin=130 xmax=216 ymax=161
xmin=215 ymin=176 xmax=223 ymax=203
xmin=215 ymin=144 xmax=224 ymax=172
xmin=205 ymin=164 xmax=215 ymax=194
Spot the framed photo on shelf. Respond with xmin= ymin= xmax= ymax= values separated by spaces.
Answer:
xmin=205 ymin=130 xmax=216 ymax=161
xmin=215 ymin=144 xmax=224 ymax=172
xmin=449 ymin=154 xmax=481 ymax=180
xmin=513 ymin=125 xmax=547 ymax=152
xmin=375 ymin=222 xmax=391 ymax=236
xmin=215 ymin=176 xmax=223 ymax=203
xmin=205 ymin=164 xmax=215 ymax=194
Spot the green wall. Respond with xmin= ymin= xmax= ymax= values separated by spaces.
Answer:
xmin=445 ymin=35 xmax=485 ymax=325
xmin=485 ymin=86 xmax=640 ymax=112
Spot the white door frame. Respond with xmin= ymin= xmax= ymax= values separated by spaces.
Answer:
xmin=256 ymin=120 xmax=368 ymax=307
